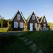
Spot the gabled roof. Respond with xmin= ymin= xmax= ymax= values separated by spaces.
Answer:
xmin=13 ymin=10 xmax=20 ymax=20
xmin=32 ymin=11 xmax=35 ymax=15
xmin=42 ymin=16 xmax=47 ymax=23
xmin=43 ymin=16 xmax=46 ymax=20
xmin=27 ymin=11 xmax=36 ymax=22
xmin=13 ymin=10 xmax=26 ymax=22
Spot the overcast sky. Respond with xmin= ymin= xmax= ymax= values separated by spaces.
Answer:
xmin=0 ymin=0 xmax=53 ymax=22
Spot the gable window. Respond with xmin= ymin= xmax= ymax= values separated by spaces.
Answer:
xmin=32 ymin=15 xmax=35 ymax=20
xmin=20 ymin=22 xmax=24 ymax=28
xmin=14 ymin=22 xmax=18 ymax=28
xmin=17 ymin=14 xmax=20 ymax=20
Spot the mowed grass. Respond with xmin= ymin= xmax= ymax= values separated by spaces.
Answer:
xmin=48 ymin=22 xmax=53 ymax=30
xmin=0 ymin=28 xmax=8 ymax=32
xmin=0 ymin=31 xmax=53 ymax=53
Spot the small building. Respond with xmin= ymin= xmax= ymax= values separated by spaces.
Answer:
xmin=12 ymin=10 xmax=25 ymax=31
xmin=0 ymin=11 xmax=50 ymax=32
xmin=41 ymin=16 xmax=49 ymax=31
xmin=27 ymin=12 xmax=49 ymax=31
xmin=27 ymin=12 xmax=37 ymax=31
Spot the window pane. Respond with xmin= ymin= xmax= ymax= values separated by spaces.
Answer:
xmin=43 ymin=24 xmax=46 ymax=27
xmin=32 ymin=15 xmax=35 ymax=20
xmin=14 ymin=22 xmax=18 ymax=28
xmin=17 ymin=14 xmax=20 ymax=20
xmin=20 ymin=22 xmax=23 ymax=28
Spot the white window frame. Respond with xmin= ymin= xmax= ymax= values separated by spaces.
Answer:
xmin=20 ymin=22 xmax=24 ymax=28
xmin=14 ymin=22 xmax=18 ymax=28
xmin=32 ymin=15 xmax=35 ymax=20
xmin=17 ymin=14 xmax=20 ymax=20
xmin=30 ymin=23 xmax=33 ymax=31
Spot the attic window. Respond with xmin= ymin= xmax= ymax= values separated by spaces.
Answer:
xmin=32 ymin=15 xmax=35 ymax=20
xmin=17 ymin=14 xmax=20 ymax=20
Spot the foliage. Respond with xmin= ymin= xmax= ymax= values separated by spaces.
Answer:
xmin=48 ymin=22 xmax=53 ymax=30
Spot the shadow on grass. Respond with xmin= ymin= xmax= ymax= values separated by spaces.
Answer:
xmin=0 ymin=31 xmax=53 ymax=53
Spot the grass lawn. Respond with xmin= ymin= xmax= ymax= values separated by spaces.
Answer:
xmin=0 ymin=28 xmax=8 ymax=32
xmin=0 ymin=31 xmax=53 ymax=53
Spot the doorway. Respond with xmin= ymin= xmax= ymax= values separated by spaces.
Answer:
xmin=30 ymin=23 xmax=33 ymax=31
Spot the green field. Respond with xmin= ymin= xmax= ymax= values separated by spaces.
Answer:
xmin=0 ymin=31 xmax=53 ymax=53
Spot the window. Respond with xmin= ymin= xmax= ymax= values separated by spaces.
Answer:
xmin=20 ymin=22 xmax=24 ymax=28
xmin=17 ymin=14 xmax=20 ymax=20
xmin=32 ymin=15 xmax=35 ymax=20
xmin=43 ymin=24 xmax=46 ymax=27
xmin=14 ymin=22 xmax=18 ymax=28
xmin=43 ymin=27 xmax=47 ymax=31
xmin=30 ymin=23 xmax=33 ymax=31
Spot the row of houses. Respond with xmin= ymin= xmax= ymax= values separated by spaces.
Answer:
xmin=12 ymin=10 xmax=50 ymax=31
xmin=0 ymin=10 xmax=50 ymax=31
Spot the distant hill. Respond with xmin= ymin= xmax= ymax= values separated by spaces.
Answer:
xmin=48 ymin=22 xmax=53 ymax=30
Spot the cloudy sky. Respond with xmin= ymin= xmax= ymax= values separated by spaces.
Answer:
xmin=0 ymin=0 xmax=53 ymax=22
